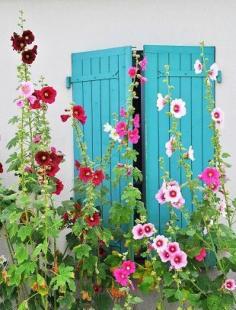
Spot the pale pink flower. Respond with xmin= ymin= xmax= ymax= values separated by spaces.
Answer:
xmin=113 ymin=268 xmax=129 ymax=286
xmin=128 ymin=67 xmax=137 ymax=78
xmin=156 ymin=93 xmax=166 ymax=111
xmin=164 ymin=183 xmax=182 ymax=204
xmin=139 ymin=57 xmax=147 ymax=71
xmin=211 ymin=107 xmax=224 ymax=124
xmin=170 ymin=250 xmax=188 ymax=269
xmin=155 ymin=186 xmax=166 ymax=204
xmin=194 ymin=59 xmax=203 ymax=74
xmin=171 ymin=196 xmax=185 ymax=209
xmin=159 ymin=250 xmax=171 ymax=263
xmin=195 ymin=248 xmax=207 ymax=262
xmin=218 ymin=198 xmax=227 ymax=217
xmin=121 ymin=260 xmax=136 ymax=275
xmin=143 ymin=223 xmax=156 ymax=237
xmin=16 ymin=100 xmax=24 ymax=108
xmin=132 ymin=224 xmax=144 ymax=240
xmin=184 ymin=145 xmax=195 ymax=161
xmin=128 ymin=128 xmax=140 ymax=144
xmin=165 ymin=136 xmax=175 ymax=157
xmin=167 ymin=242 xmax=180 ymax=256
xmin=133 ymin=114 xmax=140 ymax=128
xmin=32 ymin=134 xmax=41 ymax=143
xmin=140 ymin=76 xmax=147 ymax=84
xmin=198 ymin=167 xmax=220 ymax=186
xmin=209 ymin=63 xmax=219 ymax=81
xmin=152 ymin=235 xmax=168 ymax=253
xmin=120 ymin=107 xmax=127 ymax=118
xmin=170 ymin=99 xmax=186 ymax=118
xmin=19 ymin=81 xmax=34 ymax=98
xmin=28 ymin=95 xmax=37 ymax=105
xmin=223 ymin=279 xmax=236 ymax=291
xmin=115 ymin=121 xmax=127 ymax=137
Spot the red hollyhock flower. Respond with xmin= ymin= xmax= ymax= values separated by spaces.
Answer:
xmin=53 ymin=178 xmax=64 ymax=195
xmin=50 ymin=152 xmax=63 ymax=166
xmin=22 ymin=30 xmax=35 ymax=44
xmin=32 ymin=90 xmax=42 ymax=100
xmin=11 ymin=32 xmax=26 ymax=52
xmin=79 ymin=167 xmax=93 ymax=183
xmin=62 ymin=212 xmax=69 ymax=222
xmin=74 ymin=160 xmax=81 ymax=170
xmin=60 ymin=114 xmax=71 ymax=122
xmin=46 ymin=164 xmax=60 ymax=177
xmin=85 ymin=212 xmax=100 ymax=227
xmin=40 ymin=86 xmax=57 ymax=104
xmin=30 ymin=99 xmax=41 ymax=110
xmin=72 ymin=105 xmax=87 ymax=124
xmin=22 ymin=45 xmax=37 ymax=64
xmin=92 ymin=169 xmax=105 ymax=186
xmin=93 ymin=284 xmax=102 ymax=293
xmin=0 ymin=163 xmax=3 ymax=173
xmin=35 ymin=151 xmax=51 ymax=166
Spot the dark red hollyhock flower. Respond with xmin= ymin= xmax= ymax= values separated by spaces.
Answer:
xmin=74 ymin=160 xmax=81 ymax=170
xmin=46 ymin=164 xmax=60 ymax=177
xmin=62 ymin=212 xmax=69 ymax=223
xmin=22 ymin=45 xmax=37 ymax=64
xmin=72 ymin=105 xmax=87 ymax=124
xmin=11 ymin=32 xmax=26 ymax=52
xmin=35 ymin=151 xmax=51 ymax=166
xmin=60 ymin=114 xmax=71 ymax=122
xmin=92 ymin=169 xmax=105 ymax=186
xmin=40 ymin=86 xmax=57 ymax=104
xmin=74 ymin=203 xmax=82 ymax=213
xmin=93 ymin=284 xmax=102 ymax=293
xmin=53 ymin=178 xmax=64 ymax=195
xmin=79 ymin=167 xmax=93 ymax=183
xmin=32 ymin=90 xmax=42 ymax=100
xmin=30 ymin=100 xmax=41 ymax=110
xmin=85 ymin=212 xmax=100 ymax=227
xmin=0 ymin=163 xmax=3 ymax=173
xmin=22 ymin=30 xmax=35 ymax=44
xmin=50 ymin=152 xmax=63 ymax=166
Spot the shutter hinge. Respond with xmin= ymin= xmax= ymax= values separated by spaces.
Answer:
xmin=66 ymin=76 xmax=72 ymax=89
xmin=217 ymin=71 xmax=222 ymax=83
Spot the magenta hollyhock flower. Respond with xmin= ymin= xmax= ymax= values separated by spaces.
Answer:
xmin=167 ymin=242 xmax=180 ymax=256
xmin=170 ymin=250 xmax=188 ymax=270
xmin=133 ymin=114 xmax=140 ymax=128
xmin=113 ymin=268 xmax=129 ymax=286
xmin=211 ymin=107 xmax=224 ymax=124
xmin=132 ymin=224 xmax=144 ymax=240
xmin=128 ymin=67 xmax=137 ymax=78
xmin=115 ymin=121 xmax=127 ymax=137
xmin=140 ymin=76 xmax=147 ymax=84
xmin=194 ymin=59 xmax=203 ymax=74
xmin=159 ymin=250 xmax=171 ymax=263
xmin=152 ymin=235 xmax=168 ymax=253
xmin=195 ymin=248 xmax=207 ymax=262
xmin=223 ymin=279 xmax=236 ymax=291
xmin=19 ymin=81 xmax=34 ymax=98
xmin=128 ymin=128 xmax=140 ymax=144
xmin=16 ymin=100 xmax=24 ymax=108
xmin=120 ymin=107 xmax=127 ymax=118
xmin=143 ymin=223 xmax=156 ymax=237
xmin=198 ymin=167 xmax=220 ymax=186
xmin=139 ymin=56 xmax=147 ymax=71
xmin=170 ymin=99 xmax=186 ymax=118
xmin=32 ymin=134 xmax=41 ymax=143
xmin=121 ymin=260 xmax=136 ymax=275
xmin=208 ymin=179 xmax=220 ymax=192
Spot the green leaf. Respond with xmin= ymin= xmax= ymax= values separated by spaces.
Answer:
xmin=18 ymin=301 xmax=28 ymax=310
xmin=15 ymin=246 xmax=28 ymax=264
xmin=207 ymin=295 xmax=223 ymax=310
xmin=73 ymin=244 xmax=91 ymax=260
xmin=18 ymin=225 xmax=32 ymax=241
xmin=139 ymin=275 xmax=155 ymax=293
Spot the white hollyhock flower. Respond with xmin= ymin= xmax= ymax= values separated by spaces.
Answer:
xmin=104 ymin=122 xmax=113 ymax=133
xmin=170 ymin=99 xmax=186 ymax=119
xmin=194 ymin=59 xmax=203 ymax=74
xmin=109 ymin=128 xmax=121 ymax=142
xmin=156 ymin=93 xmax=166 ymax=111
xmin=211 ymin=107 xmax=224 ymax=124
xmin=209 ymin=63 xmax=219 ymax=81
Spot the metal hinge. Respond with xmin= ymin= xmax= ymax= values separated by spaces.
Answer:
xmin=66 ymin=76 xmax=72 ymax=89
xmin=217 ymin=70 xmax=222 ymax=83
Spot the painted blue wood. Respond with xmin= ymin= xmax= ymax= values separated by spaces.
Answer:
xmin=144 ymin=45 xmax=215 ymax=233
xmin=71 ymin=46 xmax=132 ymax=225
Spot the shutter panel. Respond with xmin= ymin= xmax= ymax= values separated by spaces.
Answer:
xmin=71 ymin=46 xmax=132 ymax=225
xmin=143 ymin=45 xmax=215 ymax=232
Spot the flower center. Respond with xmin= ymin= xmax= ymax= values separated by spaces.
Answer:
xmin=164 ymin=252 xmax=169 ymax=258
xmin=25 ymin=36 xmax=29 ymax=40
xmin=20 ymin=42 xmax=25 ymax=47
xmin=169 ymin=246 xmax=176 ymax=253
xmin=138 ymin=228 xmax=143 ymax=235
xmin=26 ymin=54 xmax=30 ymax=59
xmin=126 ymin=266 xmax=130 ymax=270
xmin=173 ymin=105 xmax=180 ymax=113
xmin=170 ymin=190 xmax=177 ymax=198
xmin=42 ymin=156 xmax=46 ymax=161
xmin=207 ymin=172 xmax=213 ymax=177
xmin=214 ymin=112 xmax=220 ymax=119
xmin=145 ymin=226 xmax=151 ymax=233
xmin=90 ymin=217 xmax=94 ymax=221
xmin=174 ymin=256 xmax=181 ymax=263
xmin=226 ymin=282 xmax=232 ymax=288
xmin=86 ymin=172 xmax=91 ymax=176
xmin=156 ymin=240 xmax=163 ymax=247
xmin=44 ymin=92 xmax=49 ymax=97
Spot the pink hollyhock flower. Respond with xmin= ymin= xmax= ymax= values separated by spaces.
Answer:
xmin=115 ymin=121 xmax=127 ymax=137
xmin=155 ymin=186 xmax=166 ymax=204
xmin=132 ymin=224 xmax=144 ymax=240
xmin=32 ymin=134 xmax=41 ymax=143
xmin=208 ymin=179 xmax=220 ymax=192
xmin=170 ymin=99 xmax=186 ymax=118
xmin=139 ymin=56 xmax=147 ymax=71
xmin=170 ymin=250 xmax=188 ymax=270
xmin=194 ymin=59 xmax=203 ymax=74
xmin=128 ymin=128 xmax=140 ymax=144
xmin=211 ymin=107 xmax=224 ymax=124
xmin=121 ymin=260 xmax=136 ymax=275
xmin=167 ymin=242 xmax=180 ymax=256
xmin=164 ymin=183 xmax=182 ymax=204
xmin=165 ymin=136 xmax=175 ymax=157
xmin=171 ymin=196 xmax=185 ymax=209
xmin=195 ymin=248 xmax=207 ymax=262
xmin=140 ymin=76 xmax=147 ymax=84
xmin=156 ymin=93 xmax=167 ymax=111
xmin=120 ymin=107 xmax=127 ymax=118
xmin=198 ymin=167 xmax=220 ymax=186
xmin=113 ymin=268 xmax=129 ymax=286
xmin=143 ymin=223 xmax=156 ymax=237
xmin=209 ymin=63 xmax=219 ymax=81
xmin=223 ymin=279 xmax=236 ymax=291
xmin=159 ymin=250 xmax=171 ymax=263
xmin=16 ymin=100 xmax=24 ymax=108
xmin=152 ymin=235 xmax=168 ymax=253
xmin=128 ymin=67 xmax=137 ymax=78
xmin=184 ymin=145 xmax=195 ymax=161
xmin=133 ymin=114 xmax=140 ymax=128
xmin=19 ymin=81 xmax=34 ymax=98
xmin=218 ymin=198 xmax=227 ymax=217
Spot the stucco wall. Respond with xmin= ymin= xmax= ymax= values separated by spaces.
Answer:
xmin=0 ymin=0 xmax=236 ymax=202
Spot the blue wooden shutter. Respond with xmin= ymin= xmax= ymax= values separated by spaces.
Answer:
xmin=70 ymin=46 xmax=132 ymax=225
xmin=143 ymin=45 xmax=215 ymax=232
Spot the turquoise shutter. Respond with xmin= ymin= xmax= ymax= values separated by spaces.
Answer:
xmin=143 ymin=45 xmax=215 ymax=232
xmin=70 ymin=46 xmax=132 ymax=225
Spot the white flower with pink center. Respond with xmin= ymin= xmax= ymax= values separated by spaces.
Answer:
xmin=170 ymin=250 xmax=188 ymax=269
xmin=170 ymin=99 xmax=186 ymax=119
xmin=165 ymin=136 xmax=175 ymax=157
xmin=155 ymin=188 xmax=166 ymax=204
xmin=164 ymin=183 xmax=182 ymax=204
xmin=211 ymin=107 xmax=224 ymax=124
xmin=223 ymin=279 xmax=236 ymax=291
xmin=171 ymin=196 xmax=185 ymax=209
xmin=152 ymin=235 xmax=168 ymax=253
xmin=184 ymin=145 xmax=195 ymax=161
xmin=167 ymin=242 xmax=180 ymax=256
xmin=194 ymin=59 xmax=203 ymax=74
xmin=132 ymin=224 xmax=144 ymax=240
xmin=156 ymin=93 xmax=167 ymax=111
xmin=143 ymin=223 xmax=156 ymax=237
xmin=159 ymin=250 xmax=171 ymax=263
xmin=208 ymin=63 xmax=219 ymax=81
xmin=218 ymin=198 xmax=227 ymax=217
xmin=19 ymin=81 xmax=34 ymax=98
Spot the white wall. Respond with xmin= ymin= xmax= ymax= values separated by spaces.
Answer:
xmin=0 ymin=0 xmax=236 ymax=201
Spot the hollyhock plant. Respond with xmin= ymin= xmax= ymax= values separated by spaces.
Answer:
xmin=128 ymin=66 xmax=137 ymax=78
xmin=16 ymin=99 xmax=24 ymax=108
xmin=140 ymin=76 xmax=147 ymax=84
xmin=22 ymin=30 xmax=35 ymax=44
xmin=53 ymin=178 xmax=64 ymax=195
xmin=40 ymin=86 xmax=57 ymax=104
xmin=128 ymin=128 xmax=140 ymax=144
xmin=92 ymin=169 xmax=105 ymax=186
xmin=109 ymin=128 xmax=122 ymax=143
xmin=211 ymin=107 xmax=224 ymax=124
xmin=194 ymin=59 xmax=203 ymax=74
xmin=170 ymin=251 xmax=188 ymax=270
xmin=164 ymin=182 xmax=182 ymax=204
xmin=22 ymin=45 xmax=37 ymax=64
xmin=79 ymin=167 xmax=93 ymax=183
xmin=133 ymin=114 xmax=140 ymax=128
xmin=35 ymin=151 xmax=51 ymax=166
xmin=156 ymin=93 xmax=168 ymax=111
xmin=170 ymin=99 xmax=186 ymax=118
xmin=152 ymin=235 xmax=168 ymax=252
xmin=61 ymin=114 xmax=71 ymax=122
xmin=132 ymin=224 xmax=145 ymax=240
xmin=19 ymin=81 xmax=34 ymax=98
xmin=208 ymin=63 xmax=219 ymax=81
xmin=72 ymin=105 xmax=87 ymax=124
xmin=115 ymin=121 xmax=127 ymax=137
xmin=165 ymin=136 xmax=175 ymax=157
xmin=159 ymin=250 xmax=171 ymax=263
xmin=121 ymin=261 xmax=136 ymax=275
xmin=11 ymin=32 xmax=26 ymax=52
xmin=171 ymin=196 xmax=185 ymax=209
xmin=143 ymin=223 xmax=156 ymax=237
xmin=223 ymin=279 xmax=236 ymax=291
xmin=120 ymin=107 xmax=127 ymax=118
xmin=199 ymin=166 xmax=220 ymax=186
xmin=167 ymin=242 xmax=180 ymax=256
xmin=103 ymin=122 xmax=113 ymax=133
xmin=113 ymin=268 xmax=129 ymax=287
xmin=195 ymin=248 xmax=207 ymax=262
xmin=85 ymin=212 xmax=101 ymax=227
xmin=139 ymin=56 xmax=147 ymax=71
xmin=184 ymin=145 xmax=195 ymax=161
xmin=155 ymin=186 xmax=166 ymax=204
xmin=32 ymin=134 xmax=41 ymax=143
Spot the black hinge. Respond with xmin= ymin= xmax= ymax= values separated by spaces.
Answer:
xmin=66 ymin=76 xmax=72 ymax=89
